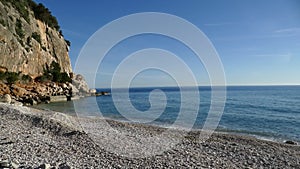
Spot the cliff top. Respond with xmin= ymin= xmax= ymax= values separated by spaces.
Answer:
xmin=1 ymin=0 xmax=61 ymax=31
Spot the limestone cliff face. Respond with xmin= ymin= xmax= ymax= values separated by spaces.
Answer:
xmin=0 ymin=1 xmax=72 ymax=78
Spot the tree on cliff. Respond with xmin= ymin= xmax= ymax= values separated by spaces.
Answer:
xmin=36 ymin=61 xmax=71 ymax=83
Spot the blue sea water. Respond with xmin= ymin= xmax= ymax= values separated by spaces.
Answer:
xmin=34 ymin=86 xmax=300 ymax=142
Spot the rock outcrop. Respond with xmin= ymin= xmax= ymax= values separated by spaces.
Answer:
xmin=0 ymin=73 xmax=92 ymax=105
xmin=0 ymin=0 xmax=72 ymax=78
xmin=0 ymin=93 xmax=11 ymax=104
xmin=0 ymin=1 xmax=91 ymax=105
xmin=72 ymin=74 xmax=90 ymax=94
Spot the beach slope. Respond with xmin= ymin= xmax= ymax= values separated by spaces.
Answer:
xmin=0 ymin=103 xmax=299 ymax=168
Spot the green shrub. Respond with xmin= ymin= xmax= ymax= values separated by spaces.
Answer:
xmin=49 ymin=61 xmax=61 ymax=73
xmin=21 ymin=74 xmax=32 ymax=83
xmin=0 ymin=72 xmax=6 ymax=80
xmin=31 ymin=3 xmax=60 ymax=31
xmin=15 ymin=19 xmax=25 ymax=39
xmin=35 ymin=74 xmax=52 ymax=82
xmin=59 ymin=72 xmax=72 ymax=83
xmin=65 ymin=40 xmax=71 ymax=47
xmin=32 ymin=32 xmax=41 ymax=44
xmin=36 ymin=61 xmax=71 ymax=83
xmin=5 ymin=72 xmax=19 ymax=84
xmin=0 ymin=71 xmax=33 ymax=84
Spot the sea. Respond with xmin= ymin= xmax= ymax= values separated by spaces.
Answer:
xmin=34 ymin=86 xmax=300 ymax=142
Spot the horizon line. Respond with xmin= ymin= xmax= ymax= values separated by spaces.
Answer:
xmin=93 ymin=84 xmax=300 ymax=89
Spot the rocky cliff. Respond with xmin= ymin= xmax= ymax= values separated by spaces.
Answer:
xmin=0 ymin=1 xmax=91 ymax=105
xmin=0 ymin=0 xmax=72 ymax=78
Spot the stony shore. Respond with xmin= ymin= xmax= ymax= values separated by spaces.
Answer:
xmin=0 ymin=103 xmax=299 ymax=168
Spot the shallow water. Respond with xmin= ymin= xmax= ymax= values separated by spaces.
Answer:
xmin=34 ymin=86 xmax=300 ymax=142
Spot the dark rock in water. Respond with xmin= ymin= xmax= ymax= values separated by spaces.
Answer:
xmin=94 ymin=91 xmax=110 ymax=96
xmin=284 ymin=140 xmax=298 ymax=145
xmin=39 ymin=95 xmax=51 ymax=103
xmin=22 ymin=97 xmax=37 ymax=105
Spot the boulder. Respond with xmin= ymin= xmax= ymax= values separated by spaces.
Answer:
xmin=11 ymin=84 xmax=30 ymax=97
xmin=0 ymin=94 xmax=11 ymax=104
xmin=72 ymin=74 xmax=89 ymax=94
xmin=58 ymin=163 xmax=71 ymax=169
xmin=0 ymin=160 xmax=10 ymax=168
xmin=284 ymin=140 xmax=298 ymax=145
xmin=38 ymin=163 xmax=51 ymax=169
xmin=89 ymin=89 xmax=97 ymax=94
xmin=22 ymin=97 xmax=37 ymax=105
xmin=0 ymin=82 xmax=10 ymax=95
xmin=4 ymin=94 xmax=11 ymax=104
xmin=11 ymin=99 xmax=23 ymax=106
xmin=61 ymin=83 xmax=68 ymax=89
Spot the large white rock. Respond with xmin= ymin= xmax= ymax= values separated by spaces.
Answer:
xmin=89 ymin=89 xmax=97 ymax=94
xmin=72 ymin=74 xmax=89 ymax=94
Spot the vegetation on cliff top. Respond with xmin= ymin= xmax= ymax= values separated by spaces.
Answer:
xmin=1 ymin=0 xmax=60 ymax=31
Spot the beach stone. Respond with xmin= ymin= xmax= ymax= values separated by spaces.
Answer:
xmin=0 ymin=160 xmax=10 ymax=167
xmin=0 ymin=94 xmax=11 ymax=104
xmin=284 ymin=140 xmax=298 ymax=145
xmin=61 ymin=83 xmax=68 ymax=89
xmin=38 ymin=163 xmax=51 ymax=169
xmin=58 ymin=163 xmax=71 ymax=169
xmin=10 ymin=162 xmax=19 ymax=169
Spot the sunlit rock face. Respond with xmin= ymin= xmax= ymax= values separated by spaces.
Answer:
xmin=0 ymin=1 xmax=72 ymax=78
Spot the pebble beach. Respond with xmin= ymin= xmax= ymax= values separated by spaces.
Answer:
xmin=0 ymin=103 xmax=299 ymax=168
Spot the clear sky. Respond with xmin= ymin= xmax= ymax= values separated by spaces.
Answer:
xmin=35 ymin=0 xmax=300 ymax=87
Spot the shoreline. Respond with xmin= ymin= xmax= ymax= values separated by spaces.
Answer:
xmin=31 ymin=101 xmax=300 ymax=146
xmin=1 ymin=103 xmax=299 ymax=168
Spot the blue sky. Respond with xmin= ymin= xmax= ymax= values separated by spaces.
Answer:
xmin=35 ymin=0 xmax=300 ymax=87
